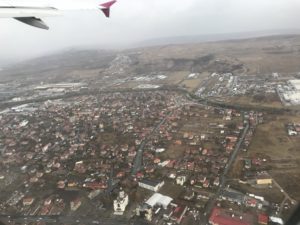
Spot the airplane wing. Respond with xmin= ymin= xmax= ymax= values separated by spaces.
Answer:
xmin=0 ymin=0 xmax=117 ymax=30
xmin=0 ymin=6 xmax=60 ymax=29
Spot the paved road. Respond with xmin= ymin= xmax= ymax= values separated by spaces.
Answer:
xmin=131 ymin=111 xmax=173 ymax=176
xmin=201 ymin=122 xmax=250 ymax=224
xmin=272 ymin=178 xmax=297 ymax=215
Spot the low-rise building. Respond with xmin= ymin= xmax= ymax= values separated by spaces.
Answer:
xmin=138 ymin=179 xmax=164 ymax=192
xmin=70 ymin=198 xmax=81 ymax=211
xmin=23 ymin=197 xmax=34 ymax=206
xmin=221 ymin=188 xmax=245 ymax=205
xmin=170 ymin=205 xmax=188 ymax=224
xmin=256 ymin=176 xmax=272 ymax=185
xmin=209 ymin=207 xmax=255 ymax=225
xmin=145 ymin=193 xmax=173 ymax=209
xmin=258 ymin=213 xmax=269 ymax=225
xmin=176 ymin=175 xmax=187 ymax=186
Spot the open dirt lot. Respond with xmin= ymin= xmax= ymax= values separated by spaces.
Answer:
xmin=229 ymin=95 xmax=283 ymax=109
xmin=247 ymin=114 xmax=300 ymax=201
xmin=248 ymin=115 xmax=300 ymax=160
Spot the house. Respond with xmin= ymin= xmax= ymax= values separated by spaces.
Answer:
xmin=213 ymin=177 xmax=220 ymax=186
xmin=57 ymin=180 xmax=65 ymax=189
xmin=170 ymin=206 xmax=188 ymax=224
xmin=176 ymin=176 xmax=187 ymax=186
xmin=245 ymin=197 xmax=257 ymax=208
xmin=136 ymin=206 xmax=153 ymax=222
xmin=256 ymin=174 xmax=272 ymax=185
xmin=257 ymin=178 xmax=272 ymax=185
xmin=183 ymin=190 xmax=195 ymax=201
xmin=23 ymin=197 xmax=34 ymax=206
xmin=258 ymin=213 xmax=269 ymax=225
xmin=288 ymin=129 xmax=297 ymax=136
xmin=203 ymin=180 xmax=210 ymax=188
xmin=70 ymin=198 xmax=81 ymax=211
xmin=269 ymin=216 xmax=283 ymax=225
xmin=138 ymin=179 xmax=164 ymax=192
xmin=156 ymin=148 xmax=165 ymax=153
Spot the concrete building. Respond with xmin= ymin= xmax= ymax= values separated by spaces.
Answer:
xmin=256 ymin=173 xmax=272 ymax=185
xmin=136 ymin=207 xmax=153 ymax=222
xmin=138 ymin=179 xmax=164 ymax=192
xmin=256 ymin=178 xmax=272 ymax=185
xmin=288 ymin=80 xmax=300 ymax=90
xmin=145 ymin=193 xmax=173 ymax=209
xmin=278 ymin=79 xmax=300 ymax=105
xmin=113 ymin=190 xmax=129 ymax=215
xmin=221 ymin=188 xmax=245 ymax=205
xmin=176 ymin=175 xmax=187 ymax=186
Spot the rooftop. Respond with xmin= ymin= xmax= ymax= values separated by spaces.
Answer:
xmin=145 ymin=193 xmax=172 ymax=209
xmin=209 ymin=207 xmax=255 ymax=225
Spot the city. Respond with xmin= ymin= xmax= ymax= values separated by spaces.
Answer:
xmin=1 ymin=41 xmax=300 ymax=224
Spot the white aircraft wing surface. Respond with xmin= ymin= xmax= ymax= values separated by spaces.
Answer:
xmin=0 ymin=0 xmax=116 ymax=30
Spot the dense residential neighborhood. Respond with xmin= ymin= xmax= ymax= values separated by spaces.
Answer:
xmin=0 ymin=79 xmax=296 ymax=225
xmin=1 ymin=40 xmax=300 ymax=224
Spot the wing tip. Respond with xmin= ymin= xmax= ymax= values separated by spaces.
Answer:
xmin=101 ymin=8 xmax=110 ymax=17
xmin=100 ymin=0 xmax=117 ymax=8
xmin=100 ymin=0 xmax=116 ymax=17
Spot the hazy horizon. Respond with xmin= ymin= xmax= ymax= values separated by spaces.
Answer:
xmin=1 ymin=0 xmax=300 ymax=67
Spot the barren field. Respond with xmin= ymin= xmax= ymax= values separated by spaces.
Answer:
xmin=247 ymin=114 xmax=300 ymax=201
xmin=162 ymin=144 xmax=186 ymax=159
xmin=165 ymin=71 xmax=189 ymax=85
xmin=181 ymin=78 xmax=203 ymax=92
xmin=229 ymin=95 xmax=283 ymax=109
xmin=228 ymin=181 xmax=285 ymax=204
xmin=248 ymin=115 xmax=300 ymax=160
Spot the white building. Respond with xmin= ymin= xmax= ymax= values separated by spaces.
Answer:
xmin=155 ymin=148 xmax=166 ymax=153
xmin=288 ymin=80 xmax=300 ymax=90
xmin=288 ymin=129 xmax=297 ymax=136
xmin=278 ymin=79 xmax=300 ymax=105
xmin=138 ymin=179 xmax=164 ymax=192
xmin=176 ymin=176 xmax=187 ymax=186
xmin=113 ymin=190 xmax=129 ymax=215
xmin=145 ymin=193 xmax=173 ymax=209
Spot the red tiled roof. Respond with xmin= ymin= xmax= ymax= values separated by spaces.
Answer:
xmin=258 ymin=213 xmax=269 ymax=225
xmin=209 ymin=208 xmax=253 ymax=225
xmin=83 ymin=182 xmax=107 ymax=189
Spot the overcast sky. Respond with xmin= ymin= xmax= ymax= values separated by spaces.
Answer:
xmin=0 ymin=0 xmax=300 ymax=66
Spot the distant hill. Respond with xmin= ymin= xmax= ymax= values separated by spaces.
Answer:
xmin=2 ymin=33 xmax=300 ymax=82
xmin=136 ymin=29 xmax=300 ymax=47
xmin=1 ymin=49 xmax=116 ymax=80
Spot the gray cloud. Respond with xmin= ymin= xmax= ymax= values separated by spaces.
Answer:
xmin=0 ymin=0 xmax=299 ymax=66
